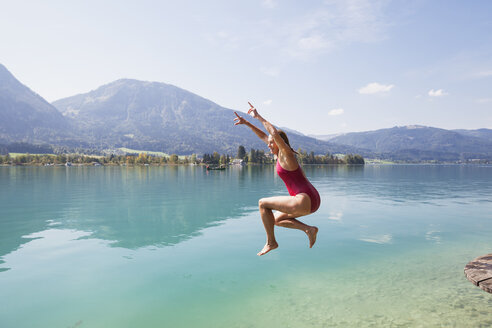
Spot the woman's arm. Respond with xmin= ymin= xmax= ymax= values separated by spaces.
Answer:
xmin=247 ymin=103 xmax=290 ymax=152
xmin=234 ymin=112 xmax=268 ymax=144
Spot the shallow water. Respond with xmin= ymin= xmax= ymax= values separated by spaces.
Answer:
xmin=0 ymin=165 xmax=491 ymax=327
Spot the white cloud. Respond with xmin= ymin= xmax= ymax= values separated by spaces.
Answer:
xmin=263 ymin=99 xmax=273 ymax=105
xmin=328 ymin=0 xmax=389 ymax=43
xmin=476 ymin=98 xmax=492 ymax=104
xmin=328 ymin=108 xmax=344 ymax=116
xmin=217 ymin=31 xmax=229 ymax=39
xmin=297 ymin=34 xmax=331 ymax=51
xmin=261 ymin=0 xmax=277 ymax=9
xmin=475 ymin=70 xmax=492 ymax=78
xmin=358 ymin=82 xmax=394 ymax=94
xmin=205 ymin=30 xmax=240 ymax=50
xmin=428 ymin=89 xmax=448 ymax=97
xmin=206 ymin=1 xmax=391 ymax=66
xmin=260 ymin=66 xmax=279 ymax=77
xmin=282 ymin=0 xmax=389 ymax=60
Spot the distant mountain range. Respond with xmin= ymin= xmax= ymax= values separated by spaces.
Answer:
xmin=0 ymin=63 xmax=359 ymax=155
xmin=451 ymin=129 xmax=492 ymax=143
xmin=316 ymin=126 xmax=492 ymax=161
xmin=0 ymin=63 xmax=491 ymax=161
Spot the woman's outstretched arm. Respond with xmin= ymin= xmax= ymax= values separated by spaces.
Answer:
xmin=234 ymin=112 xmax=268 ymax=144
xmin=246 ymin=103 xmax=290 ymax=152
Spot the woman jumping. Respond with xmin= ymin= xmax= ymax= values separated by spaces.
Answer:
xmin=234 ymin=102 xmax=320 ymax=256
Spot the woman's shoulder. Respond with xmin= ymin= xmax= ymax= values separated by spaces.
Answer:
xmin=278 ymin=150 xmax=299 ymax=171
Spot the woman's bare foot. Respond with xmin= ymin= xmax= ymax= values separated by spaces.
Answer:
xmin=257 ymin=242 xmax=278 ymax=256
xmin=306 ymin=226 xmax=318 ymax=248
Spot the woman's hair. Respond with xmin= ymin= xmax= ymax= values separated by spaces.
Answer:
xmin=277 ymin=130 xmax=298 ymax=154
xmin=278 ymin=130 xmax=290 ymax=147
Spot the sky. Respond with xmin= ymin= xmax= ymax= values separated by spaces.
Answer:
xmin=0 ymin=0 xmax=491 ymax=135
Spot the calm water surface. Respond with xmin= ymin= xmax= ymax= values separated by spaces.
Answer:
xmin=1 ymin=165 xmax=491 ymax=327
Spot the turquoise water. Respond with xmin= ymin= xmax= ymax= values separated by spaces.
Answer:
xmin=0 ymin=165 xmax=491 ymax=327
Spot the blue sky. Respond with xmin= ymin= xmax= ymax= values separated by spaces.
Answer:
xmin=0 ymin=0 xmax=491 ymax=134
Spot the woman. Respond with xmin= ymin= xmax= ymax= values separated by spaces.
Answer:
xmin=234 ymin=102 xmax=320 ymax=256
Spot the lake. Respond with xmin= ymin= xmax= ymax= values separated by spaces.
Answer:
xmin=1 ymin=165 xmax=491 ymax=327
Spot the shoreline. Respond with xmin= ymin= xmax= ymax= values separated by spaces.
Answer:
xmin=0 ymin=162 xmax=491 ymax=167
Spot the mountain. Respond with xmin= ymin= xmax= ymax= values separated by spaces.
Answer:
xmin=0 ymin=64 xmax=73 ymax=144
xmin=279 ymin=127 xmax=305 ymax=136
xmin=308 ymin=133 xmax=346 ymax=141
xmin=327 ymin=125 xmax=492 ymax=160
xmin=52 ymin=79 xmax=358 ymax=155
xmin=2 ymin=62 xmax=489 ymax=161
xmin=453 ymin=129 xmax=492 ymax=143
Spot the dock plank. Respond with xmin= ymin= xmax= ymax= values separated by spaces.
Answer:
xmin=464 ymin=253 xmax=492 ymax=293
xmin=479 ymin=278 xmax=492 ymax=294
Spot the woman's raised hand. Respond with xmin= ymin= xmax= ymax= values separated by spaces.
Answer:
xmin=233 ymin=112 xmax=248 ymax=126
xmin=247 ymin=102 xmax=260 ymax=119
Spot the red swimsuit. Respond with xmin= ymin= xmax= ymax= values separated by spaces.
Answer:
xmin=276 ymin=160 xmax=321 ymax=213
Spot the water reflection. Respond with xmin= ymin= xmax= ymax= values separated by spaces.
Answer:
xmin=308 ymin=164 xmax=492 ymax=204
xmin=359 ymin=234 xmax=393 ymax=244
xmin=1 ymin=165 xmax=491 ymax=260
xmin=327 ymin=211 xmax=343 ymax=221
xmin=0 ymin=166 xmax=280 ymax=255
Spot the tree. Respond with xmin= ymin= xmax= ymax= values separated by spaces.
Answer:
xmin=296 ymin=148 xmax=305 ymax=164
xmin=169 ymin=154 xmax=179 ymax=164
xmin=237 ymin=145 xmax=246 ymax=159
xmin=56 ymin=154 xmax=67 ymax=164
xmin=137 ymin=153 xmax=149 ymax=164
xmin=256 ymin=150 xmax=266 ymax=164
xmin=344 ymin=154 xmax=365 ymax=164
xmin=212 ymin=152 xmax=220 ymax=164
xmin=249 ymin=149 xmax=256 ymax=163
xmin=309 ymin=151 xmax=315 ymax=164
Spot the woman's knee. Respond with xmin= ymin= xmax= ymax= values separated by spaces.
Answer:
xmin=258 ymin=198 xmax=270 ymax=209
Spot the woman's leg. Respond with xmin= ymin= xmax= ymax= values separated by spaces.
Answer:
xmin=274 ymin=212 xmax=318 ymax=248
xmin=274 ymin=211 xmax=309 ymax=230
xmin=257 ymin=203 xmax=278 ymax=256
xmin=256 ymin=194 xmax=313 ymax=256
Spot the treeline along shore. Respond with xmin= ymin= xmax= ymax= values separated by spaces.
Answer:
xmin=0 ymin=145 xmax=365 ymax=166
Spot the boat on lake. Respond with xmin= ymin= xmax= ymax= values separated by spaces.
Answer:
xmin=206 ymin=164 xmax=226 ymax=171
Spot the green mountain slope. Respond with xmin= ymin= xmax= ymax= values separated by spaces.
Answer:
xmin=0 ymin=64 xmax=72 ymax=144
xmin=2 ymin=62 xmax=489 ymax=161
xmin=52 ymin=79 xmax=357 ymax=155
xmin=327 ymin=125 xmax=492 ymax=160
xmin=453 ymin=129 xmax=492 ymax=143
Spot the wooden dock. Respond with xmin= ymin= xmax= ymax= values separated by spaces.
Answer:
xmin=464 ymin=253 xmax=492 ymax=294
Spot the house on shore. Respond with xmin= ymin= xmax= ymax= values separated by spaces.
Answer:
xmin=231 ymin=159 xmax=245 ymax=166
